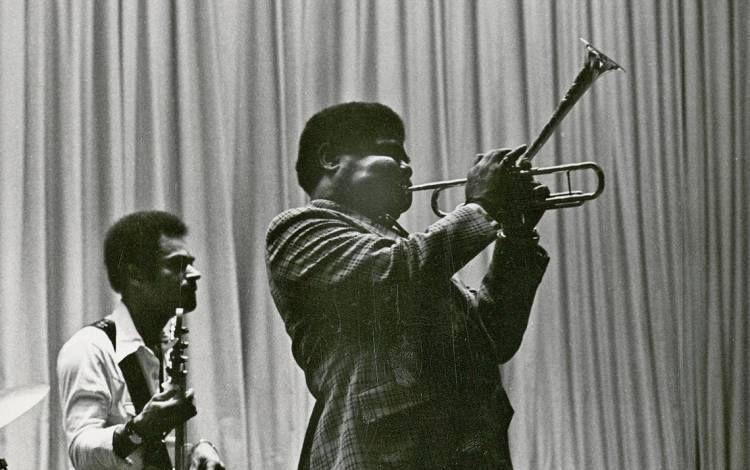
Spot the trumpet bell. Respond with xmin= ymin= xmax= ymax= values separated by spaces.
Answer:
xmin=408 ymin=39 xmax=620 ymax=218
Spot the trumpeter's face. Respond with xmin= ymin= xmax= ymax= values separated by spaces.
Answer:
xmin=333 ymin=136 xmax=414 ymax=220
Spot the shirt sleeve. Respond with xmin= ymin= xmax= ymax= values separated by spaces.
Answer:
xmin=56 ymin=329 xmax=144 ymax=469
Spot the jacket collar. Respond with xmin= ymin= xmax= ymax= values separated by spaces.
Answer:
xmin=309 ymin=199 xmax=407 ymax=239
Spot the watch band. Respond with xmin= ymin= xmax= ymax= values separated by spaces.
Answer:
xmin=123 ymin=420 xmax=143 ymax=444
xmin=113 ymin=420 xmax=143 ymax=458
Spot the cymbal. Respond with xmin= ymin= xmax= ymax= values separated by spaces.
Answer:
xmin=0 ymin=384 xmax=49 ymax=429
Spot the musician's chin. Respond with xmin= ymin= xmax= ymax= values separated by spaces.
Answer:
xmin=394 ymin=188 xmax=413 ymax=216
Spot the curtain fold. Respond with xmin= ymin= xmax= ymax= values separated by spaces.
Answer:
xmin=0 ymin=1 xmax=746 ymax=469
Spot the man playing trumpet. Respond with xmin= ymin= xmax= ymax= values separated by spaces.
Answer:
xmin=266 ymin=102 xmax=550 ymax=469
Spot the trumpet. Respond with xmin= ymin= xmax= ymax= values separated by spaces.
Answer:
xmin=409 ymin=38 xmax=623 ymax=217
xmin=410 ymin=161 xmax=606 ymax=217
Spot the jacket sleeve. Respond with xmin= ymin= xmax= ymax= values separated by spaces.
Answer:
xmin=267 ymin=203 xmax=500 ymax=293
xmin=472 ymin=236 xmax=550 ymax=363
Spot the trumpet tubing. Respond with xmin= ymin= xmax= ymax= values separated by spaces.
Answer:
xmin=409 ymin=39 xmax=622 ymax=218
xmin=409 ymin=162 xmax=605 ymax=217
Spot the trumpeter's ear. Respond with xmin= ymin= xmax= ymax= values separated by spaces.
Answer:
xmin=317 ymin=142 xmax=340 ymax=171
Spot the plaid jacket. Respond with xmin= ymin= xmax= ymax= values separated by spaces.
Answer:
xmin=266 ymin=200 xmax=549 ymax=469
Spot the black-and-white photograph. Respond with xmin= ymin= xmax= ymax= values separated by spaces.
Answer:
xmin=0 ymin=1 xmax=746 ymax=469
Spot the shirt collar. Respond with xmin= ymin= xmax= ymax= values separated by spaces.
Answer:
xmin=109 ymin=300 xmax=150 ymax=363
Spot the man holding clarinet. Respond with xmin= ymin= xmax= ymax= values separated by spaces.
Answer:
xmin=57 ymin=211 xmax=225 ymax=469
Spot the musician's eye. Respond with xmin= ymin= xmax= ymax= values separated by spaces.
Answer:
xmin=396 ymin=152 xmax=410 ymax=164
xmin=165 ymin=256 xmax=194 ymax=272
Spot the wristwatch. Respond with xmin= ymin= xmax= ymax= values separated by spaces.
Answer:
xmin=122 ymin=420 xmax=143 ymax=446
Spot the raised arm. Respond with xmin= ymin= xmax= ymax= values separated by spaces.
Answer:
xmin=267 ymin=202 xmax=499 ymax=292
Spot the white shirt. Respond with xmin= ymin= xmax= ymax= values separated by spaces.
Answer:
xmin=57 ymin=302 xmax=162 ymax=469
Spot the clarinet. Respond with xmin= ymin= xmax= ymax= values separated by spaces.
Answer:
xmin=167 ymin=308 xmax=189 ymax=470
